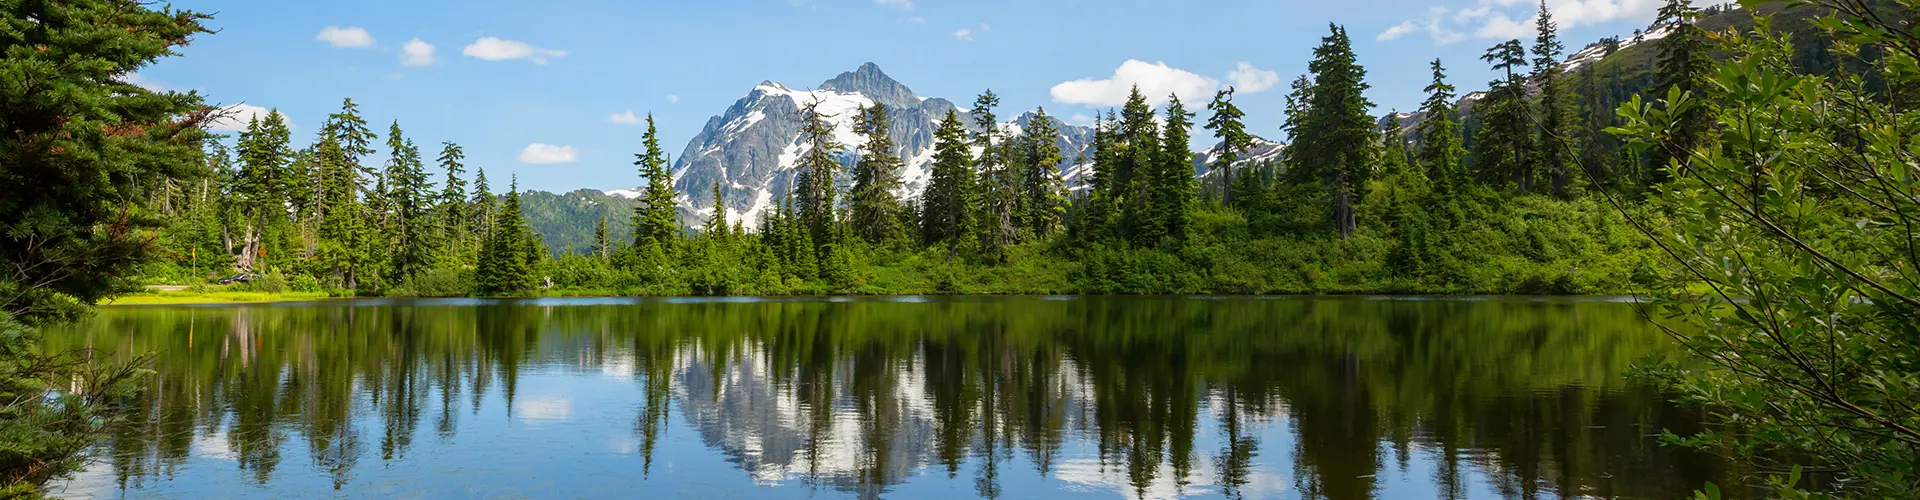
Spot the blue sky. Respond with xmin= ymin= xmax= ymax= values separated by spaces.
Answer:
xmin=139 ymin=0 xmax=1668 ymax=193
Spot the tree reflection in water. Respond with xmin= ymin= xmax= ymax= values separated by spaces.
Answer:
xmin=45 ymin=297 xmax=1743 ymax=499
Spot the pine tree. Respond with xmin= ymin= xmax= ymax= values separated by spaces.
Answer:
xmin=1474 ymin=39 xmax=1535 ymax=192
xmin=476 ymin=177 xmax=536 ymax=295
xmin=704 ymin=180 xmax=730 ymax=240
xmin=920 ymin=109 xmax=976 ymax=252
xmin=1418 ymin=59 xmax=1469 ymax=193
xmin=383 ymin=121 xmax=434 ymax=281
xmin=1017 ymin=107 xmax=1068 ymax=239
xmin=471 ymin=166 xmax=496 ymax=243
xmin=1150 ymin=94 xmax=1196 ymax=246
xmin=793 ymin=99 xmax=844 ymax=256
xmin=594 ymin=215 xmax=612 ymax=261
xmin=1531 ymin=0 xmax=1577 ymax=195
xmin=321 ymin=97 xmax=378 ymax=181
xmin=1292 ymin=24 xmax=1375 ymax=238
xmin=1081 ymin=112 xmax=1118 ymax=236
xmin=1651 ymin=0 xmax=1711 ymax=184
xmin=971 ymin=90 xmax=1016 ymax=261
xmin=849 ymin=103 xmax=906 ymax=244
xmin=314 ymin=138 xmax=362 ymax=287
xmin=234 ymin=111 xmax=292 ymax=270
xmin=631 ymin=113 xmax=679 ymax=251
xmin=1204 ymin=88 xmax=1252 ymax=207
xmin=436 ymin=142 xmax=469 ymax=264
xmin=1116 ymin=86 xmax=1160 ymax=241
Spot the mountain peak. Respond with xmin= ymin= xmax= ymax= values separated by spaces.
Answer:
xmin=819 ymin=62 xmax=919 ymax=109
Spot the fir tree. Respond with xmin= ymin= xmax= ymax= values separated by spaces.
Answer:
xmin=1116 ymin=86 xmax=1160 ymax=240
xmin=1474 ymin=39 xmax=1535 ymax=192
xmin=476 ymin=177 xmax=537 ymax=295
xmin=436 ymin=142 xmax=469 ymax=263
xmin=1651 ymin=0 xmax=1711 ymax=183
xmin=1417 ymin=59 xmax=1468 ymax=193
xmin=704 ymin=180 xmax=730 ymax=241
xmin=1204 ymin=88 xmax=1252 ymax=207
xmin=1531 ymin=0 xmax=1577 ymax=195
xmin=594 ymin=215 xmax=612 ymax=261
xmin=320 ymin=97 xmax=378 ymax=180
xmin=1292 ymin=24 xmax=1375 ymax=238
xmin=1151 ymin=94 xmax=1196 ymax=246
xmin=631 ymin=113 xmax=679 ymax=251
xmin=793 ymin=99 xmax=844 ymax=256
xmin=849 ymin=103 xmax=906 ymax=245
xmin=920 ymin=109 xmax=976 ymax=252
xmin=234 ymin=111 xmax=293 ymax=270
xmin=471 ymin=165 xmax=496 ymax=242
xmin=971 ymin=90 xmax=1016 ymax=261
xmin=384 ymin=121 xmax=434 ymax=280
xmin=1017 ymin=107 xmax=1068 ymax=239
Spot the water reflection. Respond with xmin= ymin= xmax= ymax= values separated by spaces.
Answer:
xmin=46 ymin=297 xmax=1737 ymax=499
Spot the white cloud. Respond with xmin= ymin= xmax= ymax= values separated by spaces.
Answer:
xmin=400 ymin=38 xmax=435 ymax=66
xmin=1227 ymin=62 xmax=1281 ymax=93
xmin=463 ymin=37 xmax=567 ymax=64
xmin=874 ymin=0 xmax=914 ymax=9
xmin=518 ymin=143 xmax=578 ymax=164
xmin=1050 ymin=60 xmax=1222 ymax=107
xmin=952 ymin=28 xmax=973 ymax=41
xmin=316 ymin=26 xmax=374 ymax=48
xmin=122 ymin=72 xmax=163 ymax=91
xmin=1384 ymin=0 xmax=1661 ymax=45
xmin=209 ymin=104 xmax=293 ymax=132
xmin=666 ymin=95 xmax=680 ymax=104
xmin=609 ymin=110 xmax=643 ymax=124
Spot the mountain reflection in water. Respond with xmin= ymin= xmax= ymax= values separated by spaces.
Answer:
xmin=44 ymin=296 xmax=1740 ymax=499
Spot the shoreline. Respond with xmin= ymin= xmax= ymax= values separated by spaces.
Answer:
xmin=104 ymin=289 xmax=1652 ymax=306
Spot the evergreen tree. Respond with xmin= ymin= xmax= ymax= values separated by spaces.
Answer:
xmin=1531 ymin=0 xmax=1577 ymax=195
xmin=1017 ymin=107 xmax=1068 ymax=239
xmin=476 ymin=177 xmax=536 ymax=295
xmin=793 ymin=99 xmax=844 ymax=256
xmin=1417 ymin=59 xmax=1468 ymax=193
xmin=1204 ymin=88 xmax=1252 ymax=207
xmin=1116 ymin=86 xmax=1161 ymax=240
xmin=594 ymin=215 xmax=612 ymax=261
xmin=631 ymin=114 xmax=679 ymax=251
xmin=1291 ymin=24 xmax=1375 ymax=238
xmin=314 ymin=138 xmax=364 ymax=288
xmin=383 ymin=121 xmax=434 ymax=281
xmin=1474 ymin=39 xmax=1535 ymax=192
xmin=704 ymin=180 xmax=730 ymax=240
xmin=471 ymin=166 xmax=496 ymax=243
xmin=233 ymin=111 xmax=293 ymax=270
xmin=436 ymin=142 xmax=469 ymax=264
xmin=1650 ymin=0 xmax=1712 ymax=183
xmin=971 ymin=90 xmax=1017 ymax=261
xmin=849 ymin=103 xmax=906 ymax=245
xmin=1151 ymin=94 xmax=1196 ymax=246
xmin=1081 ymin=112 xmax=1119 ymax=235
xmin=920 ymin=110 xmax=976 ymax=252
xmin=320 ymin=97 xmax=378 ymax=182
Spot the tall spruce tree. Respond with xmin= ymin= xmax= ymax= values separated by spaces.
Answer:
xmin=1650 ymin=0 xmax=1711 ymax=184
xmin=476 ymin=177 xmax=536 ymax=295
xmin=793 ymin=99 xmax=844 ymax=255
xmin=234 ymin=111 xmax=293 ymax=270
xmin=471 ymin=165 xmax=496 ymax=243
xmin=704 ymin=181 xmax=729 ymax=240
xmin=1116 ymin=86 xmax=1160 ymax=240
xmin=971 ymin=90 xmax=1017 ymax=260
xmin=1151 ymin=95 xmax=1196 ymax=246
xmin=1017 ymin=107 xmax=1068 ymax=239
xmin=920 ymin=109 xmax=976 ymax=251
xmin=321 ymin=98 xmax=378 ymax=179
xmin=1292 ymin=24 xmax=1375 ymax=238
xmin=631 ymin=113 xmax=679 ymax=251
xmin=594 ymin=215 xmax=612 ymax=261
xmin=1205 ymin=88 xmax=1253 ymax=207
xmin=1473 ymin=39 xmax=1535 ymax=191
xmin=436 ymin=142 xmax=469 ymax=264
xmin=849 ymin=103 xmax=906 ymax=244
xmin=383 ymin=121 xmax=434 ymax=280
xmin=1531 ymin=0 xmax=1577 ymax=195
xmin=1418 ymin=59 xmax=1469 ymax=193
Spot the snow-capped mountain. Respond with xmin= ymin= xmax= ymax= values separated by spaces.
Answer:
xmin=607 ymin=63 xmax=1094 ymax=229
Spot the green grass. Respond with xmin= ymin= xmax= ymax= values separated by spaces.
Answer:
xmin=106 ymin=290 xmax=336 ymax=306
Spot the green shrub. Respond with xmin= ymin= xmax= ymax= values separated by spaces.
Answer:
xmin=392 ymin=268 xmax=474 ymax=297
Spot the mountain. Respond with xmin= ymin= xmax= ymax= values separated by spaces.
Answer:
xmin=519 ymin=189 xmax=639 ymax=254
xmin=607 ymin=63 xmax=1093 ymax=230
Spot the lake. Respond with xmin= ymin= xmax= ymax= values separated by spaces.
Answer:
xmin=42 ymin=296 xmax=1734 ymax=499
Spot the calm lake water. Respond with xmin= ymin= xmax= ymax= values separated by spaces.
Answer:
xmin=42 ymin=296 xmax=1736 ymax=499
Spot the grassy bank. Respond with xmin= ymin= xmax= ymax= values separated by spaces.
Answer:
xmin=106 ymin=290 xmax=336 ymax=306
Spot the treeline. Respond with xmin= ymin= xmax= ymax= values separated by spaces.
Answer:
xmin=149 ymin=0 xmax=1750 ymax=296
